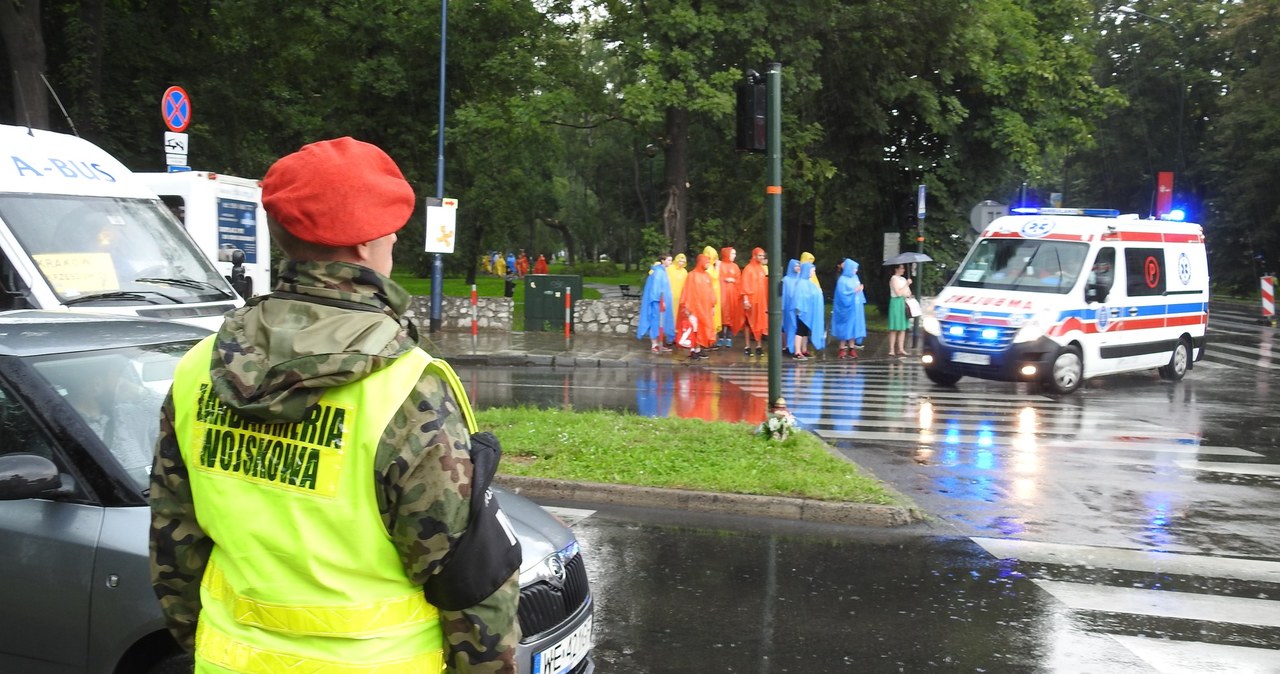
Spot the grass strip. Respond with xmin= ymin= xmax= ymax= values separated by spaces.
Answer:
xmin=479 ymin=406 xmax=903 ymax=505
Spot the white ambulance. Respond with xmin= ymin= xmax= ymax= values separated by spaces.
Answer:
xmin=920 ymin=208 xmax=1209 ymax=394
xmin=0 ymin=124 xmax=242 ymax=329
xmin=139 ymin=171 xmax=271 ymax=297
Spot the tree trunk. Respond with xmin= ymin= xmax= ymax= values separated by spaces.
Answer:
xmin=1 ymin=0 xmax=50 ymax=129
xmin=543 ymin=219 xmax=576 ymax=266
xmin=663 ymin=107 xmax=690 ymax=254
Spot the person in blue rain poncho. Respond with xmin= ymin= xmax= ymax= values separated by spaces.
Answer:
xmin=830 ymin=258 xmax=867 ymax=359
xmin=780 ymin=259 xmax=802 ymax=354
xmin=786 ymin=262 xmax=826 ymax=360
xmin=636 ymin=255 xmax=675 ymax=352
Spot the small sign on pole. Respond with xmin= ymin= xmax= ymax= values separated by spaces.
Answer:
xmin=424 ymin=197 xmax=459 ymax=254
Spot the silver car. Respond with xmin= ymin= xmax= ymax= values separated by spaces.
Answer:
xmin=0 ymin=312 xmax=593 ymax=674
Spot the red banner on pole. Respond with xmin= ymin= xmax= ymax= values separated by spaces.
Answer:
xmin=1156 ymin=172 xmax=1174 ymax=217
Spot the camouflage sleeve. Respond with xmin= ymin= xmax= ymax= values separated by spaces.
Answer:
xmin=148 ymin=390 xmax=212 ymax=652
xmin=376 ymin=372 xmax=519 ymax=672
xmin=441 ymin=571 xmax=521 ymax=674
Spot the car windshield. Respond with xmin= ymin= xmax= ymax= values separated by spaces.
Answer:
xmin=951 ymin=239 xmax=1089 ymax=294
xmin=28 ymin=341 xmax=194 ymax=492
xmin=0 ymin=194 xmax=234 ymax=303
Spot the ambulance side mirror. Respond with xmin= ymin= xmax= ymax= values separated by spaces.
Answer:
xmin=1086 ymin=282 xmax=1107 ymax=304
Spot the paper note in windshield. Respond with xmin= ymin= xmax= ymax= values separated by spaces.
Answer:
xmin=33 ymin=253 xmax=121 ymax=295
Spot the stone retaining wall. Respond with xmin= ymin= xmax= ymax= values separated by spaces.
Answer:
xmin=405 ymin=296 xmax=641 ymax=333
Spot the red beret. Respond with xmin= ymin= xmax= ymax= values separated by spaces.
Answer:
xmin=261 ymin=137 xmax=415 ymax=247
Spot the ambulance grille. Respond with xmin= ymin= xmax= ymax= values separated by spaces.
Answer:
xmin=938 ymin=321 xmax=1017 ymax=351
xmin=518 ymin=553 xmax=590 ymax=640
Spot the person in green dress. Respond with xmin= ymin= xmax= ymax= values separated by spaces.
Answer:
xmin=887 ymin=263 xmax=913 ymax=357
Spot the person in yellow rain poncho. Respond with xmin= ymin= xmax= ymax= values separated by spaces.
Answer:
xmin=702 ymin=245 xmax=722 ymax=338
xmin=800 ymin=251 xmax=823 ymax=293
xmin=669 ymin=253 xmax=689 ymax=309
xmin=494 ymin=253 xmax=508 ymax=277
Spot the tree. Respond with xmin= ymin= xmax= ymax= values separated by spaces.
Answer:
xmin=1204 ymin=0 xmax=1280 ymax=291
xmin=1 ymin=0 xmax=50 ymax=129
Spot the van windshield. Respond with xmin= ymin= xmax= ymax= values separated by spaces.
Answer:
xmin=0 ymin=194 xmax=235 ymax=304
xmin=951 ymin=239 xmax=1089 ymax=294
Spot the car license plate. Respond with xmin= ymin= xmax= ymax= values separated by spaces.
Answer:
xmin=952 ymin=352 xmax=990 ymax=366
xmin=533 ymin=613 xmax=592 ymax=674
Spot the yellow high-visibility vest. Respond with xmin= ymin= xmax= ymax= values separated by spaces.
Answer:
xmin=173 ymin=336 xmax=476 ymax=674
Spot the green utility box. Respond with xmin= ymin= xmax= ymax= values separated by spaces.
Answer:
xmin=524 ymin=274 xmax=582 ymax=332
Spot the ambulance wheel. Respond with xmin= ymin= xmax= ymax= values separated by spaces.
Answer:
xmin=1046 ymin=345 xmax=1083 ymax=394
xmin=925 ymin=368 xmax=961 ymax=387
xmin=1159 ymin=337 xmax=1191 ymax=382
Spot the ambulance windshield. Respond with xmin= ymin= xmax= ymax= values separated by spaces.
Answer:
xmin=0 ymin=194 xmax=236 ymax=304
xmin=952 ymin=239 xmax=1089 ymax=294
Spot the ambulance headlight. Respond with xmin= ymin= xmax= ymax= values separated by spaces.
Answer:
xmin=922 ymin=315 xmax=941 ymax=335
xmin=1013 ymin=310 xmax=1056 ymax=343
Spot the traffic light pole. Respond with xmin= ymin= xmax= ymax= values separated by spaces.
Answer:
xmin=766 ymin=62 xmax=784 ymax=412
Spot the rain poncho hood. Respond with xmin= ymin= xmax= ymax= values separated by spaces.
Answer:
xmin=209 ymin=260 xmax=417 ymax=423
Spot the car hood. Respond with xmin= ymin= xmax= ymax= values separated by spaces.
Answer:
xmin=493 ymin=486 xmax=576 ymax=574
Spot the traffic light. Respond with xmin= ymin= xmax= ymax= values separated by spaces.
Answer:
xmin=735 ymin=77 xmax=766 ymax=153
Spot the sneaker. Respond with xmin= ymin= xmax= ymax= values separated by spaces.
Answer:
xmin=854 ymin=343 xmax=865 ymax=350
xmin=651 ymin=345 xmax=661 ymax=354
xmin=726 ymin=338 xmax=732 ymax=348
xmin=793 ymin=353 xmax=808 ymax=361
xmin=745 ymin=347 xmax=753 ymax=357
xmin=838 ymin=347 xmax=848 ymax=359
xmin=659 ymin=345 xmax=672 ymax=353
xmin=756 ymin=347 xmax=765 ymax=357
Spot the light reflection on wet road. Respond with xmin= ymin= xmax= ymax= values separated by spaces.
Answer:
xmin=460 ymin=307 xmax=1280 ymax=672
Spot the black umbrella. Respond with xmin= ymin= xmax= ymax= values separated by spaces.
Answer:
xmin=883 ymin=252 xmax=933 ymax=266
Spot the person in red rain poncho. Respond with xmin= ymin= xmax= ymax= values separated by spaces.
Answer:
xmin=677 ymin=254 xmax=718 ymax=360
xmin=533 ymin=254 xmax=548 ymax=275
xmin=718 ymin=247 xmax=743 ymax=349
xmin=739 ymin=247 xmax=768 ymax=357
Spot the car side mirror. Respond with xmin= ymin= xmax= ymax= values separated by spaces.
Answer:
xmin=0 ymin=454 xmax=63 ymax=500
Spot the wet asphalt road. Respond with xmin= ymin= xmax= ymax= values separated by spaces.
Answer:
xmin=460 ymin=304 xmax=1280 ymax=672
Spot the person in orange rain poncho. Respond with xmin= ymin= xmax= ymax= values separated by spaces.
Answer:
xmin=739 ymin=247 xmax=769 ymax=357
xmin=533 ymin=254 xmax=548 ymax=274
xmin=676 ymin=253 xmax=717 ymax=360
xmin=701 ymin=245 xmax=722 ymax=341
xmin=718 ymin=247 xmax=743 ymax=348
xmin=515 ymin=250 xmax=529 ymax=276
xmin=668 ymin=253 xmax=689 ymax=308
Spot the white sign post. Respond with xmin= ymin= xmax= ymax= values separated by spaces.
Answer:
xmin=424 ymin=197 xmax=458 ymax=254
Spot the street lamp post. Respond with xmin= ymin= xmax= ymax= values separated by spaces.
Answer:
xmin=1118 ymin=5 xmax=1187 ymax=178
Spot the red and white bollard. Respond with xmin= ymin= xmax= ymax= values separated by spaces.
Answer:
xmin=564 ymin=287 xmax=572 ymax=338
xmin=1262 ymin=275 xmax=1276 ymax=327
xmin=470 ymin=284 xmax=478 ymax=336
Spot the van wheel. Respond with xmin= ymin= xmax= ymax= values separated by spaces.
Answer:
xmin=1159 ymin=337 xmax=1191 ymax=381
xmin=1046 ymin=345 xmax=1083 ymax=394
xmin=925 ymin=368 xmax=961 ymax=387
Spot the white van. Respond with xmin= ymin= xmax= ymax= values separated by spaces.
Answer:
xmin=139 ymin=171 xmax=271 ymax=297
xmin=920 ymin=208 xmax=1209 ymax=394
xmin=0 ymin=124 xmax=242 ymax=329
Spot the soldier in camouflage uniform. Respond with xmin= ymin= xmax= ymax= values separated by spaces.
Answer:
xmin=150 ymin=137 xmax=520 ymax=673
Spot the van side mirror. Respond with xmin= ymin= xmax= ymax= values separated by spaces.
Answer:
xmin=0 ymin=454 xmax=63 ymax=500
xmin=1086 ymin=283 xmax=1108 ymax=304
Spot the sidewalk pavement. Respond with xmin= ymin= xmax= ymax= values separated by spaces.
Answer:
xmin=420 ymin=327 xmax=910 ymax=369
xmin=423 ymin=327 xmax=925 ymax=528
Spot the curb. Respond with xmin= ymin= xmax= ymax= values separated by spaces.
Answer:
xmin=496 ymin=475 xmax=920 ymax=528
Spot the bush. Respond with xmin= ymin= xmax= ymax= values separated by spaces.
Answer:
xmin=564 ymin=261 xmax=619 ymax=277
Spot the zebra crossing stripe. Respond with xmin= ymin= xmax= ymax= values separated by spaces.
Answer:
xmin=1110 ymin=635 xmax=1280 ymax=674
xmin=1032 ymin=579 xmax=1280 ymax=628
xmin=972 ymin=538 xmax=1280 ymax=584
xmin=1173 ymin=460 xmax=1280 ymax=478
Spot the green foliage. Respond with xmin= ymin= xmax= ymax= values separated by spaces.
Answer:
xmin=480 ymin=406 xmax=902 ymax=504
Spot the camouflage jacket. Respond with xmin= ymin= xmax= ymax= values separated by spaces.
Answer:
xmin=149 ymin=260 xmax=519 ymax=673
